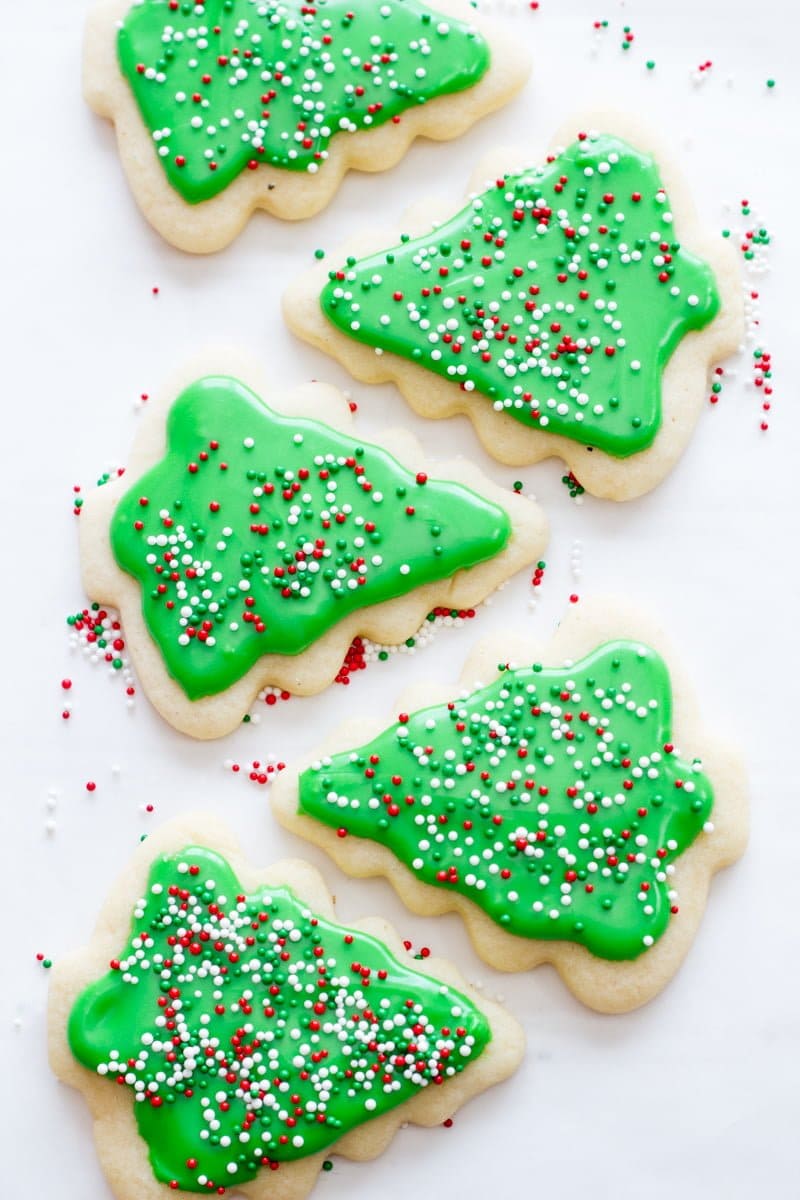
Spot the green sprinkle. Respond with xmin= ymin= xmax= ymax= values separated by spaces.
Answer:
xmin=314 ymin=248 xmax=326 ymax=260
xmin=322 ymin=1161 xmax=334 ymax=1173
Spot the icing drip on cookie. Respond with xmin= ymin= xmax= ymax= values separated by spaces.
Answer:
xmin=68 ymin=846 xmax=490 ymax=1191
xmin=118 ymin=0 xmax=490 ymax=202
xmin=299 ymin=642 xmax=714 ymax=960
xmin=321 ymin=133 xmax=720 ymax=457
xmin=110 ymin=376 xmax=511 ymax=700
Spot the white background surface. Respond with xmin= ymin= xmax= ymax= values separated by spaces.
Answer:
xmin=3 ymin=0 xmax=798 ymax=1195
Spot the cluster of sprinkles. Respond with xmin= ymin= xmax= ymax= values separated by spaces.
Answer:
xmin=299 ymin=642 xmax=715 ymax=961
xmin=719 ymin=199 xmax=774 ymax=431
xmin=110 ymin=377 xmax=509 ymax=702
xmin=590 ymin=19 xmax=646 ymax=64
xmin=71 ymin=469 xmax=126 ymax=517
xmin=336 ymin=635 xmax=369 ymax=685
xmin=402 ymin=938 xmax=432 ymax=962
xmin=561 ymin=470 xmax=585 ymax=500
xmin=752 ymin=349 xmax=773 ymax=431
xmin=569 ymin=539 xmax=583 ymax=586
xmin=225 ymin=754 xmax=286 ymax=787
xmin=65 ymin=604 xmax=137 ymax=710
xmin=68 ymin=847 xmax=489 ymax=1192
xmin=64 ymin=601 xmax=484 ymax=725
xmin=529 ymin=559 xmax=546 ymax=613
xmin=242 ymin=604 xmax=482 ymax=713
xmin=321 ymin=131 xmax=720 ymax=458
xmin=255 ymin=605 xmax=480 ymax=707
xmin=334 ymin=606 xmax=480 ymax=686
xmin=247 ymin=685 xmax=292 ymax=719
xmin=117 ymin=0 xmax=491 ymax=202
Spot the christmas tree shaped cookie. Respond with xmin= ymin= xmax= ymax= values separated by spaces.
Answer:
xmin=49 ymin=817 xmax=523 ymax=1200
xmin=285 ymin=116 xmax=743 ymax=500
xmin=79 ymin=355 xmax=547 ymax=738
xmin=83 ymin=0 xmax=530 ymax=251
xmin=273 ymin=599 xmax=749 ymax=1011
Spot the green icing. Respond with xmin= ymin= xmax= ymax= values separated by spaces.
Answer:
xmin=68 ymin=846 xmax=490 ymax=1191
xmin=117 ymin=0 xmax=490 ymax=203
xmin=321 ymin=133 xmax=721 ymax=458
xmin=299 ymin=641 xmax=714 ymax=960
xmin=110 ymin=376 xmax=511 ymax=701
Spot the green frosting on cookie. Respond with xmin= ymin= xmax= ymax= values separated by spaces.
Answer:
xmin=110 ymin=376 xmax=512 ymax=700
xmin=118 ymin=0 xmax=490 ymax=202
xmin=321 ymin=133 xmax=720 ymax=457
xmin=299 ymin=641 xmax=714 ymax=960
xmin=69 ymin=845 xmax=491 ymax=1191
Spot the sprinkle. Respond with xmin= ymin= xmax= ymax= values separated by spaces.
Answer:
xmin=66 ymin=603 xmax=137 ymax=706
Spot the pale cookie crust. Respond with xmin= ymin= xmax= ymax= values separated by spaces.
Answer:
xmin=79 ymin=349 xmax=548 ymax=740
xmin=83 ymin=0 xmax=531 ymax=254
xmin=272 ymin=597 xmax=750 ymax=1013
xmin=49 ymin=814 xmax=524 ymax=1200
xmin=284 ymin=111 xmax=744 ymax=501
